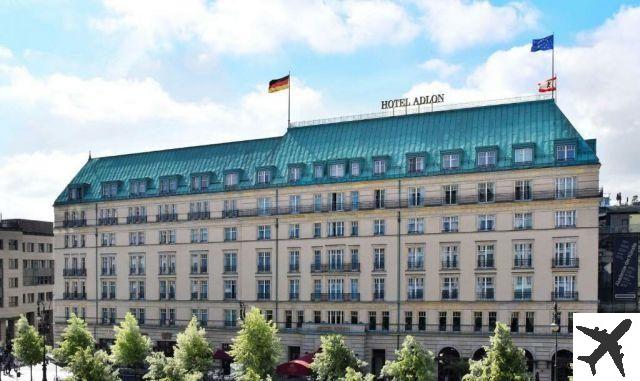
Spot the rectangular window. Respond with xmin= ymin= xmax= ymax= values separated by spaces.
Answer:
xmin=408 ymin=156 xmax=425 ymax=173
xmin=514 ymin=242 xmax=533 ymax=268
xmin=514 ymin=212 xmax=533 ymax=230
xmin=191 ymin=174 xmax=210 ymax=191
xmin=257 ymin=251 xmax=271 ymax=273
xmin=289 ymin=279 xmax=300 ymax=300
xmin=101 ymin=182 xmax=118 ymax=198
xmin=478 ymin=214 xmax=496 ymax=231
xmin=224 ymin=172 xmax=239 ymax=187
xmin=373 ymin=219 xmax=386 ymax=235
xmin=289 ymin=224 xmax=300 ymax=239
xmin=556 ymin=143 xmax=576 ymax=161
xmin=407 ymin=246 xmax=425 ymax=270
xmin=373 ymin=159 xmax=386 ymax=174
xmin=553 ymin=275 xmax=576 ymax=299
xmin=407 ymin=277 xmax=424 ymax=300
xmin=515 ymin=180 xmax=532 ymax=201
xmin=130 ymin=180 xmax=147 ymax=196
xmin=369 ymin=311 xmax=377 ymax=331
xmin=224 ymin=227 xmax=237 ymax=241
xmin=477 ymin=182 xmax=495 ymax=203
xmin=405 ymin=311 xmax=413 ymax=331
xmin=442 ymin=277 xmax=459 ymax=300
xmin=453 ymin=312 xmax=461 ymax=332
xmin=439 ymin=312 xmax=447 ymax=332
xmin=351 ymin=162 xmax=360 ymax=176
xmin=474 ymin=312 xmax=483 ymax=332
xmin=407 ymin=218 xmax=425 ymax=234
xmin=257 ymin=169 xmax=271 ymax=184
xmin=442 ymin=153 xmax=460 ymax=170
xmin=375 ymin=189 xmax=385 ymax=208
xmin=329 ymin=192 xmax=344 ymax=211
xmin=443 ymin=185 xmax=457 ymax=205
xmin=351 ymin=221 xmax=359 ymax=236
xmin=408 ymin=187 xmax=423 ymax=207
xmin=313 ymin=194 xmax=323 ymax=212
xmin=314 ymin=164 xmax=324 ymax=179
xmin=224 ymin=280 xmax=237 ymax=299
xmin=442 ymin=216 xmax=459 ymax=232
xmin=477 ymin=150 xmax=496 ymax=167
xmin=329 ymin=163 xmax=345 ymax=178
xmin=441 ymin=245 xmax=458 ymax=269
xmin=289 ymin=167 xmax=301 ymax=182
xmin=514 ymin=276 xmax=533 ymax=300
xmin=555 ymin=177 xmax=576 ymax=199
xmin=514 ymin=147 xmax=533 ymax=163
xmin=476 ymin=277 xmax=495 ymax=300
xmin=554 ymin=241 xmax=577 ymax=267
xmin=257 ymin=225 xmax=272 ymax=240
xmin=224 ymin=252 xmax=237 ymax=273
xmin=555 ymin=210 xmax=576 ymax=227
xmin=313 ymin=222 xmax=322 ymax=238
xmin=418 ymin=312 xmax=426 ymax=331
xmin=159 ymin=177 xmax=178 ymax=194
xmin=510 ymin=312 xmax=520 ymax=333
xmin=488 ymin=312 xmax=497 ymax=332
xmin=526 ymin=312 xmax=535 ymax=333
xmin=289 ymin=195 xmax=301 ymax=214
xmin=373 ymin=248 xmax=385 ymax=271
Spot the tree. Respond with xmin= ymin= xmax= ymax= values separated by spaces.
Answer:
xmin=311 ymin=334 xmax=366 ymax=381
xmin=230 ymin=307 xmax=281 ymax=380
xmin=110 ymin=312 xmax=152 ymax=368
xmin=53 ymin=313 xmax=94 ymax=365
xmin=144 ymin=351 xmax=202 ymax=381
xmin=462 ymin=322 xmax=531 ymax=381
xmin=173 ymin=316 xmax=213 ymax=374
xmin=381 ymin=336 xmax=436 ymax=381
xmin=12 ymin=315 xmax=45 ymax=381
xmin=68 ymin=347 xmax=119 ymax=381
xmin=343 ymin=367 xmax=375 ymax=381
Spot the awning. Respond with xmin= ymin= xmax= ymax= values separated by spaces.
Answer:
xmin=213 ymin=349 xmax=233 ymax=361
xmin=276 ymin=359 xmax=312 ymax=376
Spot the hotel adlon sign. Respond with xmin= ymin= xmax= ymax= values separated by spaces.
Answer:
xmin=381 ymin=94 xmax=445 ymax=110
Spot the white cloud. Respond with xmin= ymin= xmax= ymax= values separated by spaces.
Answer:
xmin=406 ymin=5 xmax=640 ymax=199
xmin=419 ymin=58 xmax=462 ymax=78
xmin=414 ymin=0 xmax=540 ymax=53
xmin=0 ymin=46 xmax=12 ymax=60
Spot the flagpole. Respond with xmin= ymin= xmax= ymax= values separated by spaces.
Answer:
xmin=287 ymin=70 xmax=291 ymax=128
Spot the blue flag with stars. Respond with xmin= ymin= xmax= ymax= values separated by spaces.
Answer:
xmin=531 ymin=35 xmax=554 ymax=52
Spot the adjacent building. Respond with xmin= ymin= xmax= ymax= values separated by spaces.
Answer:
xmin=53 ymin=97 xmax=600 ymax=381
xmin=0 ymin=219 xmax=55 ymax=346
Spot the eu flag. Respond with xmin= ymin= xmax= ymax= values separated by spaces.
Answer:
xmin=531 ymin=35 xmax=554 ymax=52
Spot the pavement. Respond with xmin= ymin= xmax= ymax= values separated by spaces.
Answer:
xmin=1 ymin=362 xmax=71 ymax=380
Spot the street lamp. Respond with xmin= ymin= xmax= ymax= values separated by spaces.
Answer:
xmin=550 ymin=302 xmax=560 ymax=381
xmin=37 ymin=298 xmax=52 ymax=381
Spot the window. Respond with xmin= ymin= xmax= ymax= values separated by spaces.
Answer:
xmin=407 ymin=246 xmax=424 ymax=269
xmin=68 ymin=186 xmax=83 ymax=200
xmin=158 ymin=252 xmax=176 ymax=274
xmin=408 ymin=187 xmax=423 ymax=207
xmin=257 ymin=169 xmax=271 ymax=184
xmin=514 ymin=147 xmax=533 ymax=163
xmin=328 ymin=249 xmax=344 ymax=270
xmin=350 ymin=162 xmax=361 ymax=176
xmin=407 ymin=277 xmax=424 ymax=300
xmin=130 ymin=180 xmax=147 ymax=196
xmin=555 ymin=210 xmax=576 ymax=227
xmin=258 ymin=197 xmax=272 ymax=215
xmin=224 ymin=280 xmax=237 ymax=299
xmin=224 ymin=310 xmax=237 ymax=327
xmin=159 ymin=229 xmax=176 ymax=244
xmin=382 ymin=312 xmax=390 ymax=331
xmin=375 ymin=189 xmax=385 ymax=208
xmin=514 ymin=242 xmax=533 ymax=268
xmin=476 ymin=277 xmax=494 ymax=300
xmin=477 ymin=244 xmax=495 ymax=268
xmin=418 ymin=312 xmax=426 ymax=331
xmin=407 ymin=218 xmax=424 ymax=234
xmin=439 ymin=312 xmax=447 ymax=331
xmin=514 ymin=212 xmax=533 ymax=230
xmin=442 ymin=153 xmax=459 ymax=170
xmin=477 ymin=182 xmax=494 ymax=203
xmin=369 ymin=311 xmax=377 ymax=331
xmin=453 ymin=312 xmax=461 ymax=332
xmin=553 ymin=275 xmax=576 ymax=299
xmin=313 ymin=194 xmax=323 ymax=212
xmin=373 ymin=219 xmax=385 ymax=235
xmin=555 ymin=177 xmax=576 ymax=199
xmin=489 ymin=312 xmax=497 ymax=331
xmin=224 ymin=227 xmax=237 ymax=241
xmin=190 ymin=228 xmax=208 ymax=243
xmin=289 ymin=279 xmax=300 ymax=299
xmin=289 ymin=195 xmax=301 ymax=214
xmin=288 ymin=167 xmax=301 ymax=182
xmin=191 ymin=174 xmax=210 ymax=191
xmin=405 ymin=311 xmax=413 ymax=331
xmin=102 ymin=182 xmax=118 ymax=198
xmin=223 ymin=199 xmax=238 ymax=217
xmin=159 ymin=177 xmax=178 ymax=194
xmin=556 ymin=143 xmax=576 ymax=161
xmin=327 ymin=221 xmax=345 ymax=237
xmin=188 ymin=201 xmax=209 ymax=219
xmin=474 ymin=312 xmax=483 ymax=332
xmin=314 ymin=164 xmax=324 ymax=179
xmin=351 ymin=221 xmax=359 ymax=236
xmin=373 ymin=159 xmax=386 ymax=175
xmin=351 ymin=191 xmax=359 ymax=210
xmin=442 ymin=216 xmax=458 ymax=232
xmin=224 ymin=252 xmax=237 ymax=273
xmin=224 ymin=172 xmax=239 ymax=187
xmin=515 ymin=180 xmax=532 ymax=200
xmin=329 ymin=192 xmax=344 ymax=211
xmin=442 ymin=277 xmax=459 ymax=300
xmin=289 ymin=224 xmax=300 ymax=239
xmin=525 ymin=312 xmax=534 ymax=333
xmin=443 ymin=185 xmax=457 ymax=205
xmin=554 ymin=241 xmax=577 ymax=267
xmin=514 ymin=276 xmax=532 ymax=300
xmin=257 ymin=251 xmax=271 ymax=273
xmin=329 ymin=163 xmax=345 ymax=178
xmin=257 ymin=280 xmax=271 ymax=300
xmin=190 ymin=252 xmax=208 ymax=274
xmin=257 ymin=225 xmax=271 ymax=240
xmin=478 ymin=214 xmax=496 ymax=231
xmin=477 ymin=150 xmax=496 ymax=167
xmin=327 ymin=311 xmax=344 ymax=325
xmin=373 ymin=278 xmax=385 ymax=300
xmin=313 ymin=223 xmax=322 ymax=238
xmin=408 ymin=156 xmax=425 ymax=173
xmin=373 ymin=248 xmax=385 ymax=271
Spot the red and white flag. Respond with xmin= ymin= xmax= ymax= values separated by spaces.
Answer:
xmin=538 ymin=77 xmax=556 ymax=92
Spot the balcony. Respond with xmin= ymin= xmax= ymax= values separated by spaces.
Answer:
xmin=63 ymin=219 xmax=87 ymax=228
xmin=159 ymin=266 xmax=176 ymax=275
xmin=310 ymin=263 xmax=360 ymax=273
xmin=223 ymin=266 xmax=237 ymax=274
xmin=63 ymin=292 xmax=87 ymax=300
xmin=224 ymin=292 xmax=237 ymax=300
xmin=98 ymin=217 xmax=118 ymax=226
xmin=407 ymin=291 xmax=424 ymax=301
xmin=440 ymin=259 xmax=459 ymax=270
xmin=407 ymin=261 xmax=424 ymax=271
xmin=129 ymin=268 xmax=145 ymax=276
xmin=129 ymin=292 xmax=145 ymax=300
xmin=310 ymin=292 xmax=360 ymax=302
xmin=441 ymin=289 xmax=459 ymax=300
xmin=288 ymin=264 xmax=300 ymax=273
xmin=289 ymin=293 xmax=300 ymax=301
xmin=552 ymin=258 xmax=579 ymax=268
xmin=101 ymin=292 xmax=116 ymax=300
xmin=63 ymin=268 xmax=86 ymax=277
xmin=514 ymin=290 xmax=532 ymax=300
xmin=222 ymin=209 xmax=239 ymax=218
xmin=552 ymin=291 xmax=578 ymax=300
xmin=513 ymin=257 xmax=533 ymax=269
xmin=188 ymin=211 xmax=211 ymax=220
xmin=101 ymin=267 xmax=117 ymax=276
xmin=126 ymin=215 xmax=147 ymax=224
xmin=373 ymin=291 xmax=385 ymax=301
xmin=191 ymin=265 xmax=208 ymax=275
xmin=191 ymin=292 xmax=207 ymax=300
xmin=257 ymin=266 xmax=271 ymax=274
xmin=257 ymin=292 xmax=271 ymax=300
xmin=156 ymin=213 xmax=178 ymax=222
xmin=476 ymin=289 xmax=495 ymax=300
xmin=476 ymin=258 xmax=495 ymax=269
xmin=23 ymin=268 xmax=54 ymax=286
xmin=159 ymin=292 xmax=175 ymax=300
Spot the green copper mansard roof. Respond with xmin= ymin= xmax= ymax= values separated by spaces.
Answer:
xmin=54 ymin=99 xmax=599 ymax=205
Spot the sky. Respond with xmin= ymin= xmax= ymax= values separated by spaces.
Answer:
xmin=1 ymin=0 xmax=639 ymax=221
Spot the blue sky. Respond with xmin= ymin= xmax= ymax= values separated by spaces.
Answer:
xmin=1 ymin=0 xmax=639 ymax=220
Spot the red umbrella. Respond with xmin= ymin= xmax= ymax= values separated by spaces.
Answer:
xmin=213 ymin=349 xmax=233 ymax=361
xmin=276 ymin=359 xmax=312 ymax=376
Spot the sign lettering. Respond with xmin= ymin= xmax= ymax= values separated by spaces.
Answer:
xmin=381 ymin=94 xmax=445 ymax=110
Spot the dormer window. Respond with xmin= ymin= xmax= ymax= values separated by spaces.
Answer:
xmin=68 ymin=186 xmax=83 ymax=201
xmin=442 ymin=153 xmax=460 ymax=170
xmin=130 ymin=180 xmax=147 ymax=196
xmin=350 ymin=162 xmax=361 ymax=177
xmin=373 ymin=159 xmax=386 ymax=175
xmin=191 ymin=174 xmax=210 ymax=191
xmin=313 ymin=164 xmax=324 ymax=179
xmin=329 ymin=163 xmax=345 ymax=178
xmin=257 ymin=170 xmax=271 ymax=184
xmin=225 ymin=172 xmax=239 ymax=187
xmin=477 ymin=150 xmax=497 ymax=167
xmin=159 ymin=177 xmax=178 ymax=194
xmin=288 ymin=167 xmax=301 ymax=182
xmin=102 ymin=182 xmax=118 ymax=198
xmin=556 ymin=143 xmax=576 ymax=162
xmin=407 ymin=156 xmax=425 ymax=173
xmin=514 ymin=147 xmax=533 ymax=164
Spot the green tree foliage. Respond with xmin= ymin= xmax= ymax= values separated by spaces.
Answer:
xmin=173 ymin=316 xmax=213 ymax=374
xmin=144 ymin=351 xmax=202 ymax=381
xmin=230 ymin=307 xmax=281 ymax=380
xmin=68 ymin=347 xmax=119 ymax=381
xmin=311 ymin=334 xmax=367 ymax=381
xmin=53 ymin=313 xmax=94 ymax=365
xmin=12 ymin=315 xmax=45 ymax=381
xmin=342 ymin=367 xmax=375 ymax=381
xmin=381 ymin=336 xmax=436 ymax=381
xmin=110 ymin=312 xmax=152 ymax=368
xmin=462 ymin=322 xmax=531 ymax=381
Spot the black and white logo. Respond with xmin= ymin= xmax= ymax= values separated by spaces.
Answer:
xmin=574 ymin=314 xmax=638 ymax=379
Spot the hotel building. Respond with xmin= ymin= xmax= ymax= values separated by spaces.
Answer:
xmin=0 ymin=219 xmax=55 ymax=346
xmin=53 ymin=97 xmax=600 ymax=381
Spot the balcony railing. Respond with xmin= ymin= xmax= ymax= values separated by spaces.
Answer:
xmin=63 ymin=219 xmax=87 ymax=228
xmin=159 ymin=266 xmax=176 ymax=275
xmin=440 ymin=259 xmax=459 ymax=270
xmin=127 ymin=215 xmax=147 ymax=224
xmin=289 ymin=293 xmax=299 ymax=301
xmin=310 ymin=292 xmax=360 ymax=302
xmin=159 ymin=292 xmax=176 ymax=300
xmin=552 ymin=291 xmax=578 ymax=300
xmin=156 ymin=213 xmax=178 ymax=222
xmin=310 ymin=263 xmax=360 ymax=273
xmin=407 ymin=291 xmax=424 ymax=300
xmin=257 ymin=266 xmax=271 ymax=274
xmin=101 ymin=292 xmax=117 ymax=300
xmin=188 ymin=211 xmax=211 ymax=220
xmin=513 ymin=257 xmax=533 ymax=268
xmin=288 ymin=264 xmax=300 ymax=273
xmin=514 ymin=290 xmax=532 ymax=300
xmin=224 ymin=292 xmax=237 ymax=300
xmin=63 ymin=268 xmax=86 ymax=277
xmin=552 ymin=258 xmax=579 ymax=268
xmin=63 ymin=292 xmax=87 ymax=300
xmin=407 ymin=261 xmax=425 ymax=271
xmin=476 ymin=258 xmax=495 ymax=269
xmin=191 ymin=292 xmax=208 ymax=300
xmin=191 ymin=265 xmax=208 ymax=274
xmin=98 ymin=217 xmax=118 ymax=226
xmin=373 ymin=291 xmax=385 ymax=300
xmin=129 ymin=268 xmax=146 ymax=276
xmin=129 ymin=292 xmax=145 ymax=300
xmin=441 ymin=289 xmax=459 ymax=300
xmin=101 ymin=267 xmax=117 ymax=276
xmin=476 ymin=289 xmax=495 ymax=300
xmin=223 ymin=265 xmax=237 ymax=273
xmin=257 ymin=292 xmax=271 ymax=300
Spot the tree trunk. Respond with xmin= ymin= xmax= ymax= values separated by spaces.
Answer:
xmin=30 ymin=364 xmax=33 ymax=381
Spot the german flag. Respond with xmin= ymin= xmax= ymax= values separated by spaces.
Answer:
xmin=268 ymin=75 xmax=290 ymax=93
